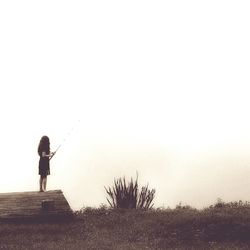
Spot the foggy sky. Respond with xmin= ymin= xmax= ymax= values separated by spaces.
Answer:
xmin=1 ymin=1 xmax=250 ymax=210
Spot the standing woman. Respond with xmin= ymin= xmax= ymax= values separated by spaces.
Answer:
xmin=38 ymin=136 xmax=55 ymax=192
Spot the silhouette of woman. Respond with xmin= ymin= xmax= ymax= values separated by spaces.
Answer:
xmin=38 ymin=136 xmax=55 ymax=192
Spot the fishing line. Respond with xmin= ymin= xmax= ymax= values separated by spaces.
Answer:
xmin=50 ymin=120 xmax=81 ymax=160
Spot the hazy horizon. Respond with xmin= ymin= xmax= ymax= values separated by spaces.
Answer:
xmin=1 ymin=1 xmax=250 ymax=210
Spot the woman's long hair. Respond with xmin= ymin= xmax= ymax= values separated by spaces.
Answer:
xmin=38 ymin=135 xmax=50 ymax=156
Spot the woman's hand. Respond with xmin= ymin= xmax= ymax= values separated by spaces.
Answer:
xmin=49 ymin=151 xmax=56 ymax=160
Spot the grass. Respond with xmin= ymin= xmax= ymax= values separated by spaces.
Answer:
xmin=1 ymin=202 xmax=250 ymax=249
xmin=105 ymin=175 xmax=155 ymax=209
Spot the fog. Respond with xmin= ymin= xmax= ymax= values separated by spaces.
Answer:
xmin=1 ymin=1 xmax=250 ymax=210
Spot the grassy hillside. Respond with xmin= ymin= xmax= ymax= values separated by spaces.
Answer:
xmin=1 ymin=202 xmax=250 ymax=249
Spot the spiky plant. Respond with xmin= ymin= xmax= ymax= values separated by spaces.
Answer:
xmin=105 ymin=174 xmax=155 ymax=209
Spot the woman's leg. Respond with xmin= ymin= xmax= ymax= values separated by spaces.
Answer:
xmin=39 ymin=176 xmax=43 ymax=191
xmin=43 ymin=176 xmax=47 ymax=191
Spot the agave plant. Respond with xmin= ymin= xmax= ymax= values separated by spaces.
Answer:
xmin=105 ymin=174 xmax=155 ymax=209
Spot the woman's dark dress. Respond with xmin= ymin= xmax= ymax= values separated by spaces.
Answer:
xmin=39 ymin=150 xmax=50 ymax=177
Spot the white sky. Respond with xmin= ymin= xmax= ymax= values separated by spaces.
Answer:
xmin=1 ymin=1 xmax=250 ymax=209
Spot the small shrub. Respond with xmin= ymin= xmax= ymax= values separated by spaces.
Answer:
xmin=105 ymin=174 xmax=155 ymax=209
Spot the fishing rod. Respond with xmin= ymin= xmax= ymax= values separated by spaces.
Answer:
xmin=50 ymin=120 xmax=81 ymax=160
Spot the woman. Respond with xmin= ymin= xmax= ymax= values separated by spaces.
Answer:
xmin=38 ymin=136 xmax=55 ymax=192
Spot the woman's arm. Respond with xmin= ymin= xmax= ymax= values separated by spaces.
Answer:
xmin=42 ymin=151 xmax=55 ymax=159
